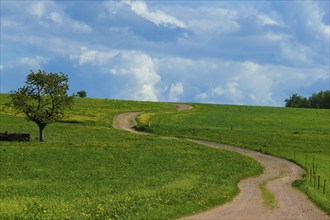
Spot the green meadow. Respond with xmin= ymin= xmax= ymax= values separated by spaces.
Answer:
xmin=0 ymin=95 xmax=262 ymax=219
xmin=137 ymin=103 xmax=330 ymax=213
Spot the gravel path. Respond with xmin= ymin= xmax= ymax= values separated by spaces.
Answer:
xmin=112 ymin=104 xmax=329 ymax=220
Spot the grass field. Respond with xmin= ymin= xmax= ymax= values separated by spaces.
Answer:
xmin=0 ymin=95 xmax=262 ymax=219
xmin=137 ymin=103 xmax=330 ymax=213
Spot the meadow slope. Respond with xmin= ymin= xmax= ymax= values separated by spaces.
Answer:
xmin=114 ymin=111 xmax=329 ymax=219
xmin=0 ymin=95 xmax=262 ymax=219
xmin=137 ymin=103 xmax=330 ymax=214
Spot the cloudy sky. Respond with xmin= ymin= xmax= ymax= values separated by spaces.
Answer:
xmin=1 ymin=0 xmax=329 ymax=106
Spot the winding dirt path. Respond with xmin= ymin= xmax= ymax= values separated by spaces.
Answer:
xmin=112 ymin=111 xmax=149 ymax=135
xmin=112 ymin=104 xmax=329 ymax=220
xmin=181 ymin=140 xmax=329 ymax=220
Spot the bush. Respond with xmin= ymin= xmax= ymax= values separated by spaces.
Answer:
xmin=77 ymin=90 xmax=87 ymax=98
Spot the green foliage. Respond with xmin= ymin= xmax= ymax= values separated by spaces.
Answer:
xmin=141 ymin=104 xmax=330 ymax=213
xmin=77 ymin=90 xmax=87 ymax=98
xmin=309 ymin=90 xmax=330 ymax=109
xmin=6 ymin=70 xmax=74 ymax=141
xmin=285 ymin=93 xmax=309 ymax=108
xmin=285 ymin=90 xmax=330 ymax=109
xmin=0 ymin=95 xmax=262 ymax=219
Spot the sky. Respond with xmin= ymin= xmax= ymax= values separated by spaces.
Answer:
xmin=1 ymin=0 xmax=329 ymax=106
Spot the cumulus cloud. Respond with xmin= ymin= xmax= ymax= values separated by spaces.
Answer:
xmin=123 ymin=0 xmax=186 ymax=28
xmin=72 ymin=47 xmax=161 ymax=101
xmin=168 ymin=82 xmax=184 ymax=102
xmin=2 ymin=1 xmax=329 ymax=106
xmin=157 ymin=56 xmax=328 ymax=106
xmin=203 ymin=61 xmax=276 ymax=105
xmin=110 ymin=51 xmax=161 ymax=101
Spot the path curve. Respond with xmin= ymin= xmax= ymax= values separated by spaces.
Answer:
xmin=112 ymin=111 xmax=149 ymax=135
xmin=112 ymin=105 xmax=329 ymax=220
xmin=181 ymin=140 xmax=329 ymax=220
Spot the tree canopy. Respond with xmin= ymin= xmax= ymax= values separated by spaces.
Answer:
xmin=285 ymin=90 xmax=330 ymax=109
xmin=7 ymin=70 xmax=74 ymax=142
xmin=77 ymin=90 xmax=87 ymax=98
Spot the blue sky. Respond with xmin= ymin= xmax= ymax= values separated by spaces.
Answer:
xmin=1 ymin=0 xmax=329 ymax=106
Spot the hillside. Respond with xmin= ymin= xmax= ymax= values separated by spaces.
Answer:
xmin=0 ymin=95 xmax=261 ymax=219
xmin=1 ymin=94 xmax=329 ymax=218
xmin=137 ymin=103 xmax=330 ymax=213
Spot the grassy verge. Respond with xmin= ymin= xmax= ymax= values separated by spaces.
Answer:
xmin=138 ymin=103 xmax=330 ymax=214
xmin=0 ymin=95 xmax=262 ymax=219
xmin=259 ymin=182 xmax=278 ymax=209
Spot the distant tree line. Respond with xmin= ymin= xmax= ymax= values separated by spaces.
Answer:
xmin=285 ymin=90 xmax=330 ymax=109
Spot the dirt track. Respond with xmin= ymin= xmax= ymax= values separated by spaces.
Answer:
xmin=175 ymin=103 xmax=194 ymax=111
xmin=112 ymin=111 xmax=149 ymax=135
xmin=181 ymin=140 xmax=329 ymax=220
xmin=112 ymin=104 xmax=329 ymax=220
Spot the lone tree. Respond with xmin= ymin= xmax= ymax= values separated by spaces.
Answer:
xmin=7 ymin=70 xmax=74 ymax=142
xmin=77 ymin=90 xmax=87 ymax=98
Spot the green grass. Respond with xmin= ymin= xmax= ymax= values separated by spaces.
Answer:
xmin=259 ymin=182 xmax=278 ymax=210
xmin=0 ymin=95 xmax=262 ymax=219
xmin=137 ymin=103 xmax=330 ymax=214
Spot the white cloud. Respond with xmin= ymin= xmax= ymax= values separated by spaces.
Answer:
xmin=196 ymin=92 xmax=209 ymax=100
xmin=264 ymin=32 xmax=290 ymax=41
xmin=211 ymin=85 xmax=225 ymax=96
xmin=110 ymin=51 xmax=161 ymax=101
xmin=1 ymin=19 xmax=22 ymax=29
xmin=123 ymin=0 xmax=186 ymax=28
xmin=74 ymin=47 xmax=161 ymax=101
xmin=49 ymin=12 xmax=63 ymax=23
xmin=2 ymin=1 xmax=329 ymax=105
xmin=168 ymin=82 xmax=184 ymax=102
xmin=78 ymin=47 xmax=119 ymax=65
xmin=226 ymin=82 xmax=243 ymax=101
xmin=71 ymin=20 xmax=92 ymax=32
xmin=184 ymin=7 xmax=240 ymax=37
xmin=27 ymin=2 xmax=91 ymax=33
xmin=28 ymin=2 xmax=46 ymax=17
xmin=302 ymin=1 xmax=330 ymax=40
xmin=280 ymin=42 xmax=311 ymax=65
xmin=19 ymin=56 xmax=48 ymax=69
xmin=259 ymin=14 xmax=280 ymax=26
xmin=79 ymin=47 xmax=98 ymax=64
xmin=243 ymin=61 xmax=260 ymax=73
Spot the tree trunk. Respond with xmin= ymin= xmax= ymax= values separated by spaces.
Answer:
xmin=38 ymin=123 xmax=47 ymax=142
